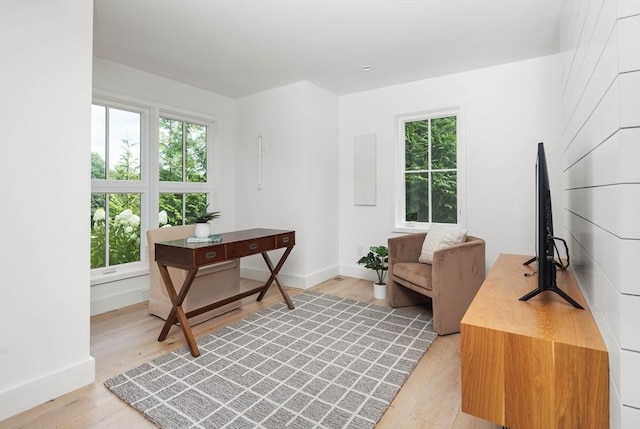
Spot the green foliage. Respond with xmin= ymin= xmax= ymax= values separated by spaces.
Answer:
xmin=111 ymin=138 xmax=140 ymax=180
xmin=90 ymin=136 xmax=142 ymax=269
xmin=404 ymin=116 xmax=457 ymax=224
xmin=91 ymin=152 xmax=106 ymax=179
xmin=357 ymin=246 xmax=389 ymax=285
xmin=159 ymin=118 xmax=207 ymax=183
xmin=90 ymin=204 xmax=141 ymax=269
xmin=159 ymin=192 xmax=208 ymax=226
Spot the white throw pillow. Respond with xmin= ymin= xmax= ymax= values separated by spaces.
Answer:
xmin=419 ymin=226 xmax=468 ymax=264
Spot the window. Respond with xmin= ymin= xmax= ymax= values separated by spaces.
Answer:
xmin=90 ymin=99 xmax=215 ymax=283
xmin=397 ymin=110 xmax=463 ymax=229
xmin=91 ymin=104 xmax=145 ymax=272
xmin=158 ymin=117 xmax=210 ymax=227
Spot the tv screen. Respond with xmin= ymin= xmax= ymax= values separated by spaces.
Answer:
xmin=521 ymin=142 xmax=583 ymax=309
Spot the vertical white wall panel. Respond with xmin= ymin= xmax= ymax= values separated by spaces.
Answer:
xmin=353 ymin=134 xmax=377 ymax=206
xmin=0 ymin=0 xmax=95 ymax=420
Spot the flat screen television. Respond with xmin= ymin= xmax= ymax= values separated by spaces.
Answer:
xmin=521 ymin=142 xmax=583 ymax=309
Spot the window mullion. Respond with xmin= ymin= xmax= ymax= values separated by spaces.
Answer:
xmin=105 ymin=107 xmax=110 ymax=179
xmin=104 ymin=193 xmax=110 ymax=267
xmin=182 ymin=121 xmax=187 ymax=182
xmin=427 ymin=118 xmax=433 ymax=224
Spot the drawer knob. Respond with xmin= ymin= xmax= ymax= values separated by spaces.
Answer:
xmin=282 ymin=237 xmax=289 ymax=243
xmin=249 ymin=243 xmax=258 ymax=250
xmin=205 ymin=251 xmax=217 ymax=259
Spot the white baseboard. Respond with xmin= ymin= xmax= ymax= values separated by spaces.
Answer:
xmin=240 ymin=265 xmax=340 ymax=289
xmin=89 ymin=265 xmax=368 ymax=316
xmin=0 ymin=357 xmax=95 ymax=421
xmin=339 ymin=264 xmax=377 ymax=283
xmin=90 ymin=275 xmax=150 ymax=316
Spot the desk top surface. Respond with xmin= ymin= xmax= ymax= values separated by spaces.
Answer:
xmin=461 ymin=253 xmax=606 ymax=350
xmin=157 ymin=228 xmax=294 ymax=249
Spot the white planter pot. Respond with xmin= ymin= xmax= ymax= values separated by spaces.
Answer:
xmin=373 ymin=282 xmax=387 ymax=300
xmin=194 ymin=222 xmax=210 ymax=238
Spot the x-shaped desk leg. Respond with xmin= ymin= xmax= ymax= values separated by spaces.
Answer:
xmin=257 ymin=246 xmax=295 ymax=309
xmin=157 ymin=264 xmax=202 ymax=357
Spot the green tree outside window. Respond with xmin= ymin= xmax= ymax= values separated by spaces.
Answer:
xmin=404 ymin=116 xmax=457 ymax=224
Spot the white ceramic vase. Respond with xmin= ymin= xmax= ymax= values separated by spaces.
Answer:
xmin=194 ymin=222 xmax=210 ymax=238
xmin=373 ymin=282 xmax=387 ymax=300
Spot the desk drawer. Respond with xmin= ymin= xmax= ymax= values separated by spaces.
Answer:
xmin=194 ymin=245 xmax=226 ymax=266
xmin=227 ymin=236 xmax=274 ymax=258
xmin=277 ymin=232 xmax=295 ymax=247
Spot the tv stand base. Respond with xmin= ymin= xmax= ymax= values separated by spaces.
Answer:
xmin=519 ymin=285 xmax=584 ymax=309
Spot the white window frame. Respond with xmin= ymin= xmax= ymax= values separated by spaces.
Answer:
xmin=91 ymin=97 xmax=150 ymax=284
xmin=395 ymin=108 xmax=466 ymax=232
xmin=152 ymin=110 xmax=217 ymax=228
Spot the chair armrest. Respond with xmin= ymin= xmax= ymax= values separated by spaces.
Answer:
xmin=431 ymin=236 xmax=486 ymax=334
xmin=432 ymin=236 xmax=485 ymax=289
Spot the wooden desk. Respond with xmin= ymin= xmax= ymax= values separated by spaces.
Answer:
xmin=155 ymin=228 xmax=295 ymax=357
xmin=460 ymin=254 xmax=608 ymax=429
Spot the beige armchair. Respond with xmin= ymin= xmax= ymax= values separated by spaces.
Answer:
xmin=388 ymin=233 xmax=485 ymax=335
xmin=147 ymin=225 xmax=241 ymax=325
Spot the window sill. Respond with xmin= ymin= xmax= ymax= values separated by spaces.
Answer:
xmin=391 ymin=226 xmax=429 ymax=234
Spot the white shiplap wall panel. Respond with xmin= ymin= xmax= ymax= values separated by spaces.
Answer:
xmin=563 ymin=0 xmax=617 ymax=144
xmin=565 ymin=224 xmax=619 ymax=347
xmin=561 ymin=0 xmax=640 ymax=425
xmin=621 ymin=349 xmax=640 ymax=408
xmin=566 ymin=185 xmax=640 ymax=238
xmin=561 ymin=0 xmax=607 ymax=125
xmin=618 ymin=15 xmax=640 ymax=71
xmin=619 ymin=71 xmax=640 ymax=127
xmin=622 ymin=406 xmax=640 ymax=429
xmin=564 ymin=209 xmax=640 ymax=296
xmin=566 ymin=128 xmax=640 ymax=188
xmin=619 ymin=0 xmax=640 ymax=18
xmin=565 ymin=64 xmax=618 ymax=165
xmin=560 ymin=0 xmax=589 ymax=87
xmin=621 ymin=296 xmax=640 ymax=351
xmin=619 ymin=128 xmax=640 ymax=181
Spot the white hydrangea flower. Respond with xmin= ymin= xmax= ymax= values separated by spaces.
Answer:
xmin=93 ymin=208 xmax=106 ymax=222
xmin=124 ymin=226 xmax=133 ymax=234
xmin=158 ymin=210 xmax=168 ymax=225
xmin=129 ymin=214 xmax=140 ymax=227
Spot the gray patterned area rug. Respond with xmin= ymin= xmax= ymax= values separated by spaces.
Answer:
xmin=105 ymin=291 xmax=436 ymax=429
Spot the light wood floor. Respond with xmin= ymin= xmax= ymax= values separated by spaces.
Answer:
xmin=0 ymin=277 xmax=499 ymax=429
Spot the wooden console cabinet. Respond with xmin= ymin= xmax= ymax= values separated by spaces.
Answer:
xmin=460 ymin=254 xmax=608 ymax=429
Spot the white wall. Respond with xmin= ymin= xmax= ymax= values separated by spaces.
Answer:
xmin=559 ymin=1 xmax=640 ymax=427
xmin=0 ymin=0 xmax=95 ymax=419
xmin=90 ymin=58 xmax=237 ymax=315
xmin=236 ymin=82 xmax=339 ymax=287
xmin=338 ymin=55 xmax=562 ymax=279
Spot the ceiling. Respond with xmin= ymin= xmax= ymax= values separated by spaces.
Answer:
xmin=93 ymin=0 xmax=564 ymax=98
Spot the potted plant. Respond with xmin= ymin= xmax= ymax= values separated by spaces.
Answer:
xmin=190 ymin=204 xmax=220 ymax=238
xmin=357 ymin=245 xmax=389 ymax=299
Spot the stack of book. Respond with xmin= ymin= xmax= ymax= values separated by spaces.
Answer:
xmin=186 ymin=234 xmax=222 ymax=243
